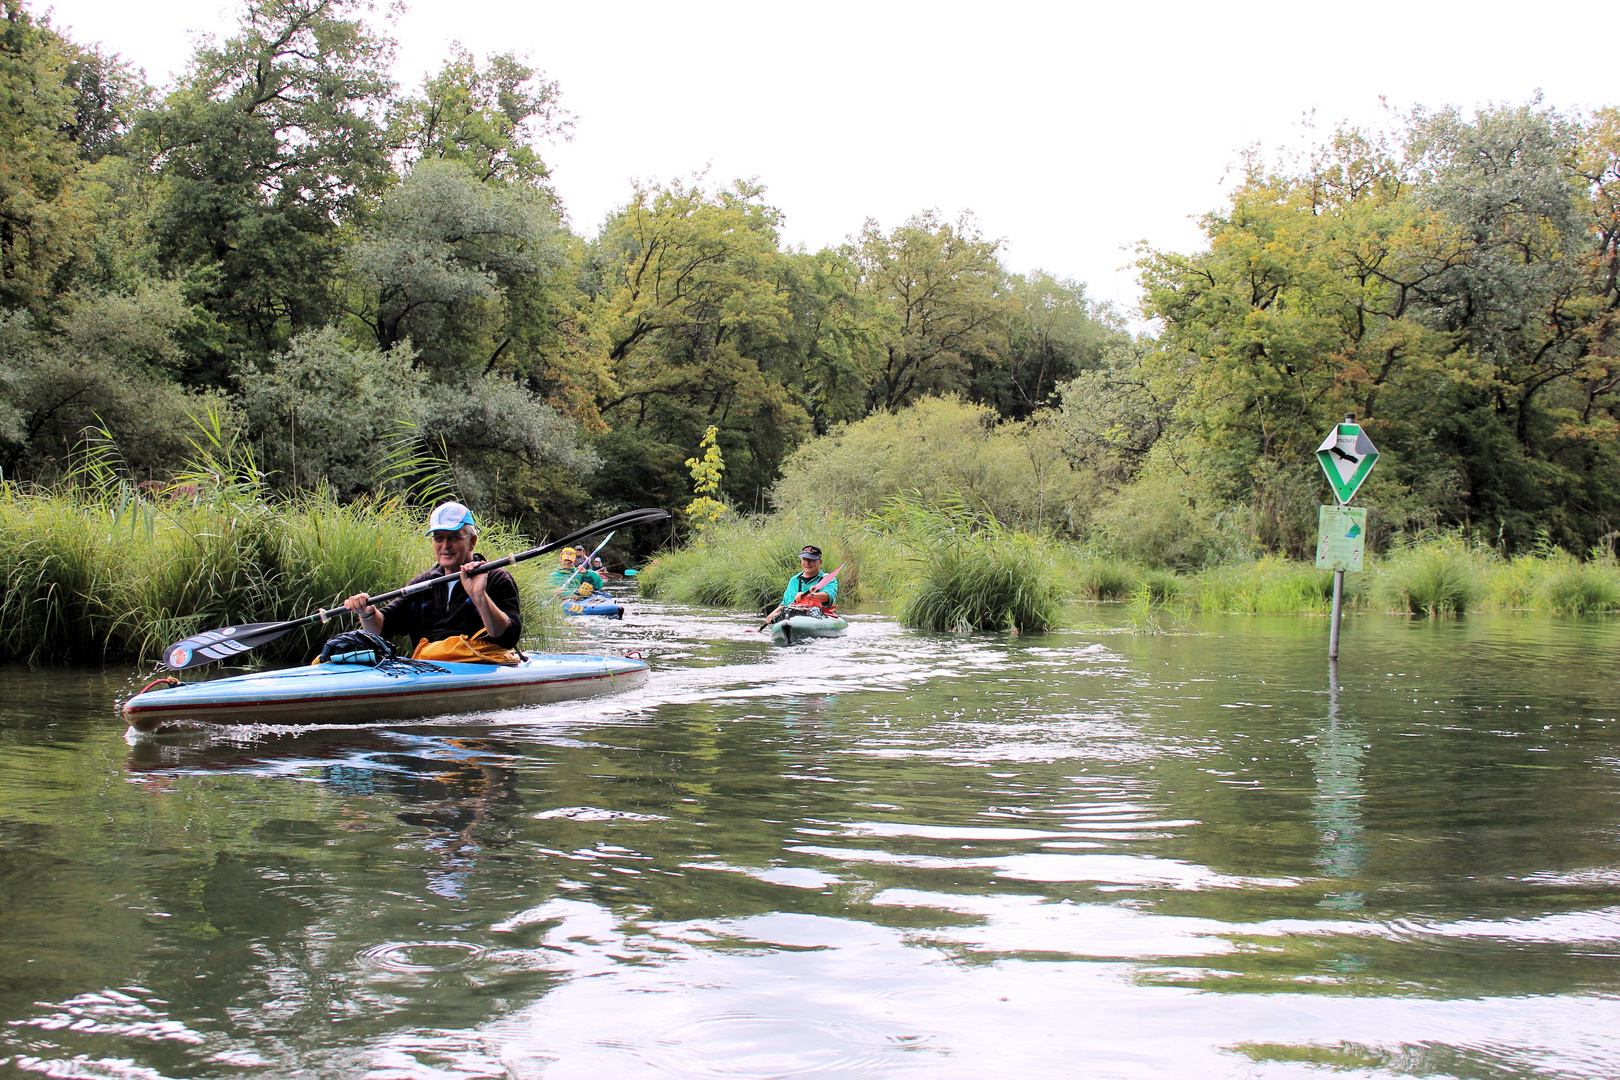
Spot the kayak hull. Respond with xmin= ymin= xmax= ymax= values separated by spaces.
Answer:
xmin=124 ymin=653 xmax=649 ymax=733
xmin=769 ymin=614 xmax=849 ymax=645
xmin=562 ymin=598 xmax=625 ymax=618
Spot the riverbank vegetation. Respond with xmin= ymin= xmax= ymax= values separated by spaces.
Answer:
xmin=0 ymin=433 xmax=562 ymax=665
xmin=640 ymin=506 xmax=1620 ymax=630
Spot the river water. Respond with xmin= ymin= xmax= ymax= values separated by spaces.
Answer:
xmin=2 ymin=605 xmax=1619 ymax=1079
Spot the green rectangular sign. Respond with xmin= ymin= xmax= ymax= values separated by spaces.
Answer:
xmin=1316 ymin=505 xmax=1366 ymax=572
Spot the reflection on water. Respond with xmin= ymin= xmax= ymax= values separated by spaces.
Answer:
xmin=2 ymin=607 xmax=1620 ymax=1077
xmin=1312 ymin=658 xmax=1366 ymax=910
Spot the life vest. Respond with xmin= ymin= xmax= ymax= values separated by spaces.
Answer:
xmin=788 ymin=574 xmax=834 ymax=612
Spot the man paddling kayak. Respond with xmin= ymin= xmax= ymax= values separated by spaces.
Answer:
xmin=343 ymin=501 xmax=522 ymax=659
xmin=756 ymin=545 xmax=848 ymax=643
xmin=758 ymin=544 xmax=838 ymax=629
xmin=782 ymin=545 xmax=837 ymax=611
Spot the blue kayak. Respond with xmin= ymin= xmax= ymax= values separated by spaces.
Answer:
xmin=124 ymin=653 xmax=649 ymax=733
xmin=562 ymin=597 xmax=625 ymax=618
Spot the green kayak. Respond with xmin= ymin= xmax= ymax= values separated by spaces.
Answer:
xmin=769 ymin=612 xmax=848 ymax=645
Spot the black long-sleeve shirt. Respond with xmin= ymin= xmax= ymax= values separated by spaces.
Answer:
xmin=375 ymin=558 xmax=523 ymax=649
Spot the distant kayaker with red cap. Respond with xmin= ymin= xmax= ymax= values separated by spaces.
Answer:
xmin=343 ymin=501 xmax=523 ymax=656
xmin=781 ymin=545 xmax=837 ymax=611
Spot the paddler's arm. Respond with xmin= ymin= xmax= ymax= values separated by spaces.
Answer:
xmin=806 ymin=577 xmax=838 ymax=605
xmin=343 ymin=592 xmax=386 ymax=636
xmin=460 ymin=561 xmax=512 ymax=640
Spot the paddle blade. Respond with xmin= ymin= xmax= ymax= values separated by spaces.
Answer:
xmin=161 ymin=621 xmax=302 ymax=670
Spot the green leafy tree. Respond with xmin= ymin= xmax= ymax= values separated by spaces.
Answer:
xmin=239 ymin=326 xmax=424 ymax=494
xmin=976 ymin=271 xmax=1122 ymax=419
xmin=140 ymin=0 xmax=396 ymax=377
xmin=343 ymin=158 xmax=563 ymax=367
xmin=390 ymin=44 xmax=570 ymax=188
xmin=854 ymin=211 xmax=1006 ymax=411
xmin=380 ymin=49 xmax=606 ymax=434
xmin=587 ymin=178 xmax=808 ymax=512
xmin=1110 ymin=104 xmax=1620 ymax=556
xmin=0 ymin=286 xmax=226 ymax=480
xmin=776 ymin=246 xmax=874 ymax=435
xmin=0 ymin=1 xmax=94 ymax=311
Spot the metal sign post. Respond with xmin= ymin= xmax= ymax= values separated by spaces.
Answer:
xmin=1315 ymin=415 xmax=1377 ymax=660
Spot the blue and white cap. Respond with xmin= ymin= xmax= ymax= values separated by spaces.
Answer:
xmin=424 ymin=501 xmax=477 ymax=536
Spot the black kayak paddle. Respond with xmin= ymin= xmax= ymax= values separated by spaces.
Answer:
xmin=161 ymin=507 xmax=671 ymax=671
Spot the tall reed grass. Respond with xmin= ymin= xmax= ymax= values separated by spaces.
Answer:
xmin=0 ymin=482 xmax=560 ymax=666
xmin=878 ymin=499 xmax=1066 ymax=633
xmin=1477 ymin=548 xmax=1620 ymax=614
xmin=635 ymin=504 xmax=1620 ymax=628
xmin=1370 ymin=536 xmax=1487 ymax=615
xmin=636 ymin=514 xmax=905 ymax=611
xmin=1189 ymin=557 xmax=1340 ymax=614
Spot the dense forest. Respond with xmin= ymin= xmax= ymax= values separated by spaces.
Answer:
xmin=2 ymin=0 xmax=1618 ymax=565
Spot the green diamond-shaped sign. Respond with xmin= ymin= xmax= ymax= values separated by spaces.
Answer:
xmin=1316 ymin=421 xmax=1378 ymax=504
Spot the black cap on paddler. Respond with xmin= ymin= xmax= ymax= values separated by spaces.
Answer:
xmin=800 ymin=545 xmax=822 ymax=559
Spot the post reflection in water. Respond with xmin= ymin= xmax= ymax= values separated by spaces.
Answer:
xmin=1310 ymin=657 xmax=1367 ymax=911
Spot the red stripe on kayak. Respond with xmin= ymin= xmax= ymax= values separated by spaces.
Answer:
xmin=123 ymin=669 xmax=635 ymax=715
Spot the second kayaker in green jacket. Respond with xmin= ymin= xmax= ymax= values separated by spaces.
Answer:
xmin=781 ymin=545 xmax=836 ymax=610
xmin=549 ymin=549 xmax=605 ymax=597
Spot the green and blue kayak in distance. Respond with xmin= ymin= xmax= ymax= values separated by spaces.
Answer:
xmin=124 ymin=653 xmax=649 ymax=734
xmin=562 ymin=596 xmax=625 ymax=618
xmin=769 ymin=613 xmax=849 ymax=645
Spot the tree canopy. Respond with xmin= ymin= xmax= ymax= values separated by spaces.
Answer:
xmin=3 ymin=0 xmax=1614 ymax=560
xmin=1061 ymin=104 xmax=1620 ymax=557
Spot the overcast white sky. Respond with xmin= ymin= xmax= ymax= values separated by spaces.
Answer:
xmin=39 ymin=0 xmax=1620 ymax=316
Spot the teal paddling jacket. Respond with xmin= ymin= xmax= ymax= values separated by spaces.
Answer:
xmin=549 ymin=567 xmax=605 ymax=594
xmin=782 ymin=571 xmax=837 ymax=607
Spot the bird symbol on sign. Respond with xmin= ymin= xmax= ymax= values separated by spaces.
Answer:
xmin=1329 ymin=446 xmax=1360 ymax=464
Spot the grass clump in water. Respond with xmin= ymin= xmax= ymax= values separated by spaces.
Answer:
xmin=1469 ymin=536 xmax=1620 ymax=614
xmin=0 ymin=487 xmax=118 ymax=664
xmin=884 ymin=498 xmax=1065 ymax=633
xmin=1065 ymin=555 xmax=1139 ymax=601
xmin=1530 ymin=557 xmax=1620 ymax=614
